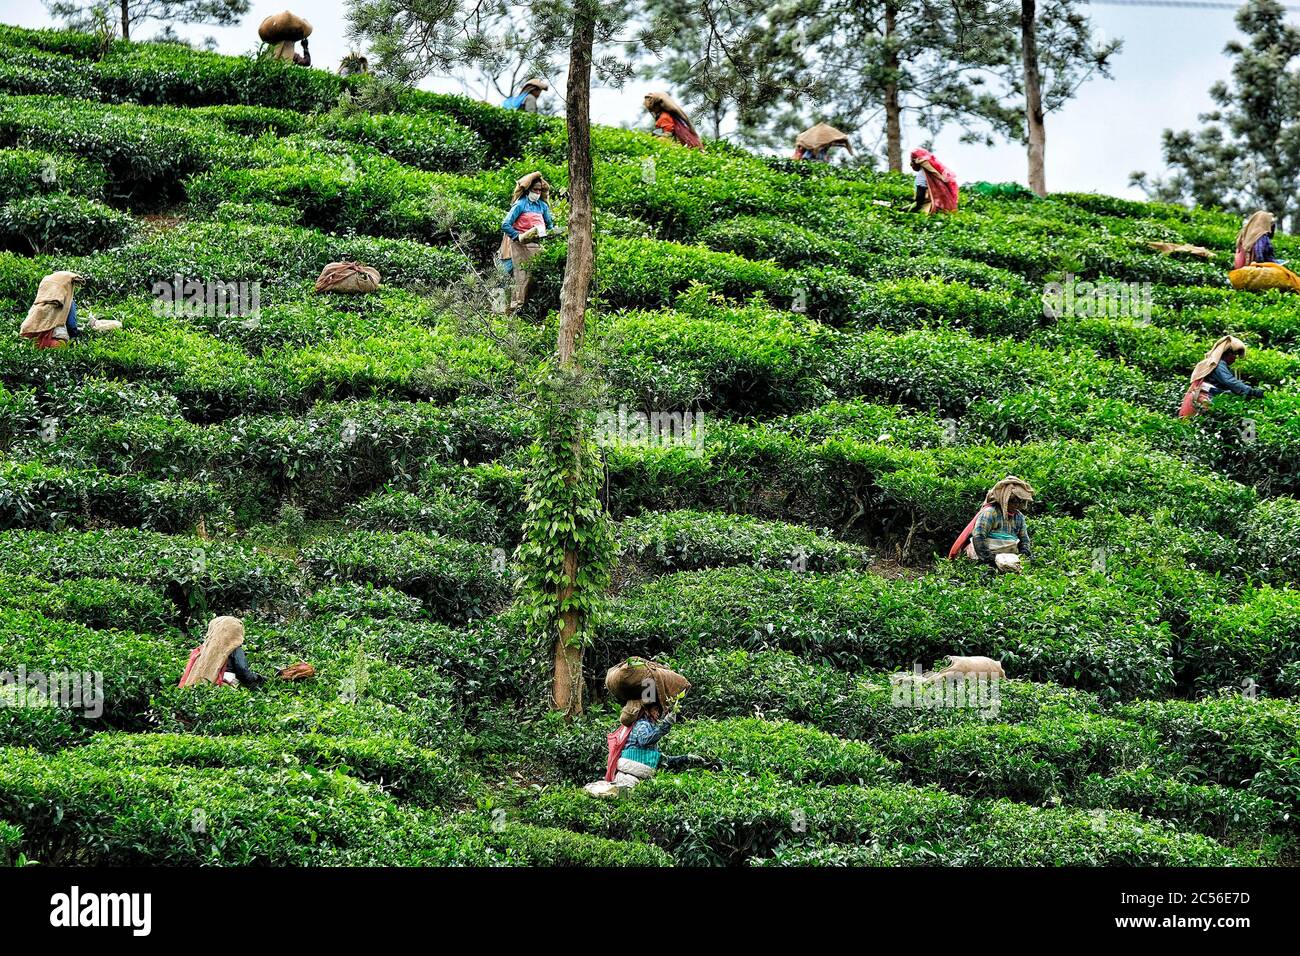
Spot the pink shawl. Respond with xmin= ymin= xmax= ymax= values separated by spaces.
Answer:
xmin=911 ymin=148 xmax=959 ymax=213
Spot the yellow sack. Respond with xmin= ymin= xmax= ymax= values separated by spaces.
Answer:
xmin=1228 ymin=261 xmax=1300 ymax=293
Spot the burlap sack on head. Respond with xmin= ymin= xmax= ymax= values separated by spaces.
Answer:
xmin=20 ymin=271 xmax=83 ymax=337
xmin=314 ymin=261 xmax=380 ymax=294
xmin=643 ymin=92 xmax=689 ymax=122
xmin=181 ymin=616 xmax=245 ymax=688
xmin=796 ymin=122 xmax=853 ymax=154
xmin=605 ymin=658 xmax=691 ymax=705
xmin=278 ymin=662 xmax=316 ymax=681
xmin=259 ymin=11 xmax=313 ymax=44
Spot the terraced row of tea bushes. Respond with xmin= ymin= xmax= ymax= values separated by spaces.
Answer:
xmin=0 ymin=459 xmax=217 ymax=532
xmin=1155 ymin=286 xmax=1300 ymax=349
xmin=618 ymin=510 xmax=870 ymax=576
xmin=0 ymin=739 xmax=671 ymax=866
xmin=0 ymin=147 xmax=105 ymax=202
xmin=604 ymin=426 xmax=1256 ymax=539
xmin=0 ymin=221 xmax=470 ymax=312
xmin=0 ymin=192 xmax=135 ymax=254
xmin=0 ymin=31 xmax=345 ymax=113
xmin=1046 ymin=313 xmax=1300 ymax=385
xmin=0 ymin=571 xmax=174 ymax=631
xmin=302 ymin=529 xmax=511 ymax=624
xmin=21 ymin=399 xmax=525 ymax=518
xmin=672 ymin=649 xmax=1300 ymax=828
xmin=521 ymin=705 xmax=1285 ymax=849
xmin=345 ymin=487 xmax=513 ymax=546
xmin=0 ymin=307 xmax=518 ymax=418
xmin=267 ymin=607 xmax=543 ymax=709
xmin=0 ymin=26 xmax=554 ymax=159
xmin=597 ymin=566 xmax=1177 ymax=699
xmin=521 ymin=771 xmax=1256 ymax=866
xmin=0 ymin=528 xmax=299 ymax=614
xmin=185 ymin=156 xmax=504 ymax=247
xmin=0 ymin=93 xmax=256 ymax=204
xmin=888 ymin=716 xmax=1285 ymax=844
xmin=0 ymin=608 xmax=175 ymax=746
xmin=81 ymin=732 xmax=461 ymax=806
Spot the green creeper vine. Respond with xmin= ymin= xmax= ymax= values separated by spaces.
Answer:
xmin=516 ymin=361 xmax=617 ymax=659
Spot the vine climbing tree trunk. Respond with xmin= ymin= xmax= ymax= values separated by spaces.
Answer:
xmin=1021 ymin=0 xmax=1047 ymax=197
xmin=550 ymin=0 xmax=598 ymax=716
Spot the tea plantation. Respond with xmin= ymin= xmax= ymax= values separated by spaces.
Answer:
xmin=0 ymin=24 xmax=1297 ymax=867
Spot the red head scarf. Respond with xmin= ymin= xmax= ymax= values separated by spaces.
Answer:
xmin=910 ymin=148 xmax=959 ymax=213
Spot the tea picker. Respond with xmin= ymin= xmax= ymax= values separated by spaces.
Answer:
xmin=259 ymin=10 xmax=313 ymax=67
xmin=499 ymin=171 xmax=559 ymax=312
xmin=792 ymin=123 xmax=853 ymax=162
xmin=584 ymin=659 xmax=714 ymax=798
xmin=947 ymin=476 xmax=1035 ymax=573
xmin=909 ymin=148 xmax=959 ymax=214
xmin=1178 ymin=335 xmax=1264 ymax=418
xmin=19 ymin=271 xmax=121 ymax=349
xmin=1227 ymin=209 xmax=1300 ymax=293
xmin=643 ymin=92 xmax=703 ymax=149
xmin=503 ymin=78 xmax=549 ymax=112
xmin=178 ymin=617 xmax=267 ymax=690
xmin=178 ymin=616 xmax=317 ymax=690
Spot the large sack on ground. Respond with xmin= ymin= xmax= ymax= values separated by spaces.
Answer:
xmin=605 ymin=658 xmax=690 ymax=705
xmin=314 ymin=261 xmax=380 ymax=294
xmin=1228 ymin=262 xmax=1300 ymax=293
xmin=1147 ymin=241 xmax=1213 ymax=260
xmin=259 ymin=11 xmax=313 ymax=44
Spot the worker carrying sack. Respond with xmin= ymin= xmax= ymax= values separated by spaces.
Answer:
xmin=20 ymin=271 xmax=83 ymax=348
xmin=179 ymin=616 xmax=245 ymax=688
xmin=605 ymin=657 xmax=690 ymax=706
xmin=1228 ymin=261 xmax=1300 ymax=293
xmin=314 ymin=261 xmax=380 ymax=294
xmin=259 ymin=11 xmax=312 ymax=43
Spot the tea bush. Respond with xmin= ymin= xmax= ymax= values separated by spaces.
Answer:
xmin=0 ymin=148 xmax=105 ymax=202
xmin=302 ymin=530 xmax=511 ymax=624
xmin=523 ymin=772 xmax=1254 ymax=866
xmin=0 ymin=193 xmax=134 ymax=254
xmin=618 ymin=509 xmax=870 ymax=574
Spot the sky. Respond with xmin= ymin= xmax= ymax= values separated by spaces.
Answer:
xmin=0 ymin=0 xmax=1269 ymax=199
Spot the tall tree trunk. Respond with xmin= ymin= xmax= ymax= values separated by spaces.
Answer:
xmin=551 ymin=1 xmax=597 ymax=716
xmin=883 ymin=3 xmax=902 ymax=173
xmin=120 ymin=0 xmax=130 ymax=40
xmin=1021 ymin=0 xmax=1047 ymax=196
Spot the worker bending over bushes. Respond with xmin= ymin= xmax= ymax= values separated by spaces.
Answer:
xmin=1235 ymin=210 xmax=1280 ymax=268
xmin=792 ymin=123 xmax=853 ymax=162
xmin=949 ymin=476 xmax=1035 ymax=573
xmin=259 ymin=11 xmax=312 ymax=67
xmin=611 ymin=699 xmax=705 ymax=786
xmin=909 ymin=148 xmax=958 ymax=214
xmin=586 ymin=658 xmax=711 ymax=796
xmin=178 ymin=616 xmax=266 ymax=689
xmin=19 ymin=271 xmax=121 ymax=348
xmin=1179 ymin=335 xmax=1265 ymax=418
xmin=503 ymin=78 xmax=549 ymax=112
xmin=1228 ymin=209 xmax=1300 ymax=292
xmin=644 ymin=92 xmax=702 ymax=149
xmin=499 ymin=171 xmax=556 ymax=311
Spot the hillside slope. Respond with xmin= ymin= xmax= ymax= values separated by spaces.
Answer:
xmin=0 ymin=25 xmax=1296 ymax=867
